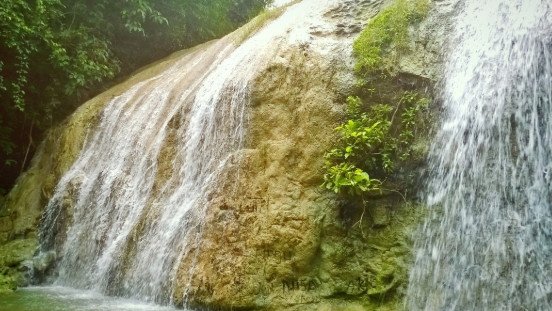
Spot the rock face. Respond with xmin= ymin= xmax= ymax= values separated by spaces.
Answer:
xmin=0 ymin=0 xmax=450 ymax=309
xmin=173 ymin=1 xmax=448 ymax=308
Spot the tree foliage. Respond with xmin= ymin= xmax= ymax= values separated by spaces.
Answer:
xmin=0 ymin=0 xmax=270 ymax=192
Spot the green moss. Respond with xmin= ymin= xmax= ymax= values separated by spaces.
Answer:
xmin=309 ymin=201 xmax=426 ymax=310
xmin=0 ymin=238 xmax=37 ymax=292
xmin=0 ymin=273 xmax=17 ymax=294
xmin=353 ymin=0 xmax=430 ymax=77
xmin=0 ymin=239 xmax=37 ymax=267
xmin=322 ymin=0 xmax=433 ymax=201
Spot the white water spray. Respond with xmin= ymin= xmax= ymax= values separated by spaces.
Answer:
xmin=407 ymin=0 xmax=552 ymax=310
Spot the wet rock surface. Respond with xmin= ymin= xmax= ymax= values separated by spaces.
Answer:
xmin=173 ymin=1 xmax=447 ymax=310
xmin=0 ymin=0 xmax=449 ymax=309
xmin=0 ymin=239 xmax=37 ymax=293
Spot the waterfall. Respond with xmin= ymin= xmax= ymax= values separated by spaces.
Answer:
xmin=36 ymin=0 xmax=345 ymax=305
xmin=407 ymin=0 xmax=552 ymax=310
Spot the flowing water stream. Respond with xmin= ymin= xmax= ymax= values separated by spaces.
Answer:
xmin=407 ymin=0 xmax=552 ymax=310
xmin=35 ymin=0 xmax=350 ymax=307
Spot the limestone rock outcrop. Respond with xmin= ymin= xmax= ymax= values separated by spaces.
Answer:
xmin=0 ymin=0 xmax=451 ymax=309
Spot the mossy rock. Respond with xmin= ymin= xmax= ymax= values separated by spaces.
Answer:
xmin=0 ymin=272 xmax=17 ymax=294
xmin=0 ymin=238 xmax=37 ymax=267
xmin=353 ymin=0 xmax=430 ymax=77
xmin=0 ymin=238 xmax=37 ymax=293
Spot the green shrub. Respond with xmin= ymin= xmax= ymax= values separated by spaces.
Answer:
xmin=322 ymin=0 xmax=431 ymax=203
xmin=322 ymin=93 xmax=429 ymax=197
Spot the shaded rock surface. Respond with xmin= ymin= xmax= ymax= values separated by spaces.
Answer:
xmin=0 ymin=0 xmax=451 ymax=309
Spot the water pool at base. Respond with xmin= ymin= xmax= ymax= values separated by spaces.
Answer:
xmin=0 ymin=287 xmax=179 ymax=311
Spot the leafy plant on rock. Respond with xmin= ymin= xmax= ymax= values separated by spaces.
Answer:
xmin=322 ymin=0 xmax=432 ymax=213
xmin=322 ymin=92 xmax=429 ymax=200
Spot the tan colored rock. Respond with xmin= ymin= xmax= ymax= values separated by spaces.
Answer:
xmin=0 ymin=0 xmax=449 ymax=308
xmin=172 ymin=2 xmax=437 ymax=307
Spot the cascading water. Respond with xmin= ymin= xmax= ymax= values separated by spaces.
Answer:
xmin=407 ymin=0 xmax=552 ymax=310
xmin=36 ymin=0 xmax=349 ymax=305
xmin=39 ymin=35 xmax=246 ymax=303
